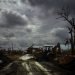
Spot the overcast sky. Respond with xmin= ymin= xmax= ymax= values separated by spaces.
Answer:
xmin=0 ymin=0 xmax=74 ymax=49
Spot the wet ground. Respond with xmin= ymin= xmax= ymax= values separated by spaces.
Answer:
xmin=0 ymin=54 xmax=74 ymax=75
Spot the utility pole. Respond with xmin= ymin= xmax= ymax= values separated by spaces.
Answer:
xmin=11 ymin=42 xmax=13 ymax=50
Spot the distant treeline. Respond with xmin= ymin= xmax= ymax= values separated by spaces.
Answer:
xmin=0 ymin=49 xmax=26 ymax=56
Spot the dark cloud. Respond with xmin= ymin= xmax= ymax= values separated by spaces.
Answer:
xmin=21 ymin=0 xmax=26 ymax=3
xmin=0 ymin=10 xmax=28 ymax=28
xmin=19 ymin=41 xmax=28 ymax=47
xmin=28 ymin=0 xmax=75 ymax=13
xmin=0 ymin=0 xmax=75 ymax=49
xmin=51 ymin=28 xmax=69 ymax=42
xmin=3 ymin=33 xmax=15 ymax=39
xmin=29 ymin=0 xmax=55 ymax=6
xmin=26 ymin=28 xmax=32 ymax=33
xmin=0 ymin=41 xmax=9 ymax=46
xmin=28 ymin=0 xmax=64 ymax=9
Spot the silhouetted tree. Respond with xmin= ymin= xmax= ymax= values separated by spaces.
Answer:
xmin=57 ymin=6 xmax=75 ymax=55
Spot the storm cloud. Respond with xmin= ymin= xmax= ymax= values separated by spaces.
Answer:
xmin=0 ymin=10 xmax=28 ymax=28
xmin=0 ymin=0 xmax=74 ymax=49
